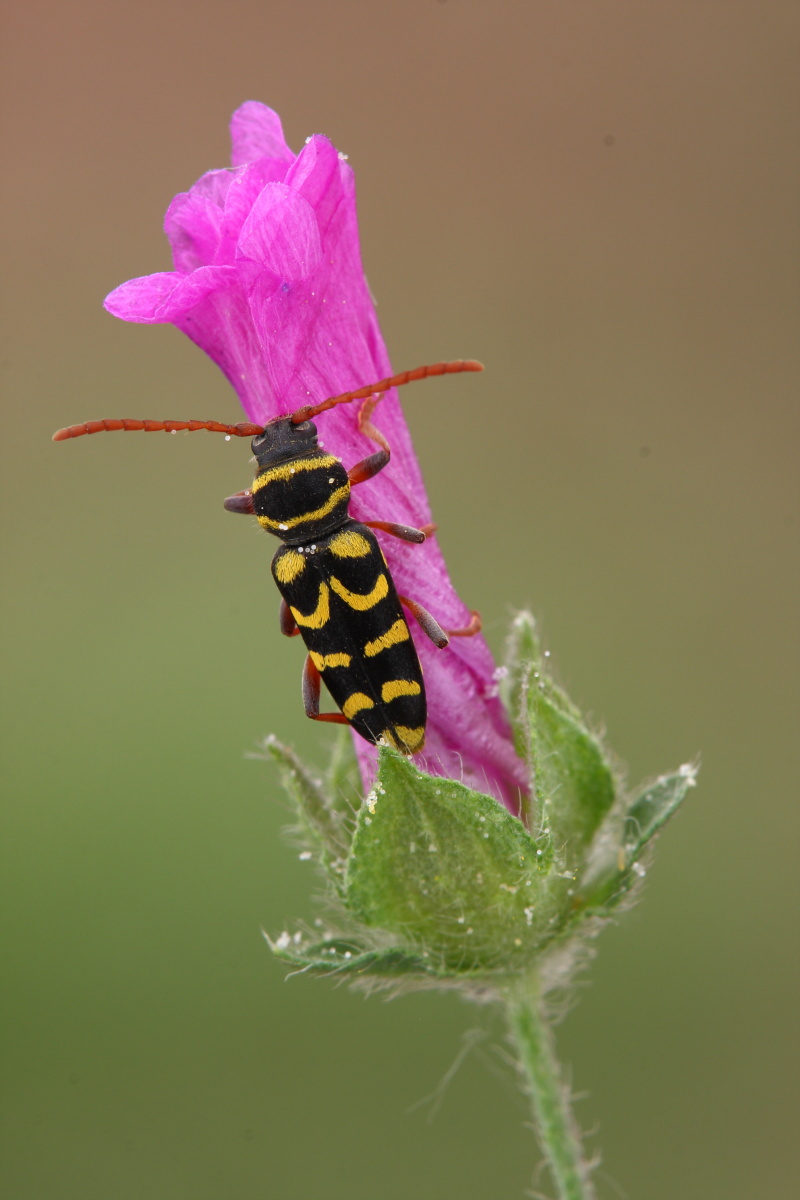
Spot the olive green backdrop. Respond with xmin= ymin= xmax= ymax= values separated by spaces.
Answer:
xmin=2 ymin=3 xmax=798 ymax=1197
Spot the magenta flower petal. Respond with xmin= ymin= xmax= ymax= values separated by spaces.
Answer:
xmin=230 ymin=100 xmax=294 ymax=169
xmin=104 ymin=272 xmax=183 ymax=321
xmin=217 ymin=158 xmax=295 ymax=264
xmin=237 ymin=183 xmax=322 ymax=281
xmin=164 ymin=172 xmax=232 ymax=274
xmin=104 ymin=102 xmax=528 ymax=811
xmin=105 ymin=266 xmax=237 ymax=323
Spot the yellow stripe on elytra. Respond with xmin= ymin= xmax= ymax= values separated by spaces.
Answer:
xmin=363 ymin=618 xmax=410 ymax=657
xmin=252 ymin=454 xmax=339 ymax=490
xmin=396 ymin=726 xmax=425 ymax=752
xmin=342 ymin=692 xmax=375 ymax=719
xmin=309 ymin=651 xmax=351 ymax=670
xmin=290 ymin=583 xmax=330 ymax=629
xmin=329 ymin=573 xmax=388 ymax=611
xmin=381 ymin=679 xmax=421 ymax=703
xmin=256 ymin=485 xmax=350 ymax=532
xmin=382 ymin=725 xmax=426 ymax=753
xmin=273 ymin=550 xmax=305 ymax=584
xmin=328 ymin=530 xmax=371 ymax=558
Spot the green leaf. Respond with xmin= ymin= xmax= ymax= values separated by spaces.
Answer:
xmin=502 ymin=611 xmax=616 ymax=861
xmin=503 ymin=611 xmax=582 ymax=753
xmin=343 ymin=749 xmax=565 ymax=975
xmin=325 ymin=726 xmax=363 ymax=817
xmin=261 ymin=735 xmax=351 ymax=878
xmin=502 ymin=610 xmax=541 ymax=757
xmin=624 ymin=764 xmax=697 ymax=859
xmin=579 ymin=764 xmax=697 ymax=910
xmin=526 ymin=662 xmax=616 ymax=866
xmin=267 ymin=932 xmax=438 ymax=981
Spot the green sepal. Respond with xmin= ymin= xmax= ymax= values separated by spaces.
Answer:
xmin=527 ymin=662 xmax=616 ymax=865
xmin=505 ymin=611 xmax=617 ymax=865
xmin=260 ymin=735 xmax=351 ymax=887
xmin=266 ymin=932 xmax=438 ymax=981
xmin=579 ymin=764 xmax=697 ymax=910
xmin=624 ymin=764 xmax=697 ymax=858
xmin=503 ymin=611 xmax=581 ymax=752
xmin=343 ymin=747 xmax=569 ymax=975
xmin=325 ymin=726 xmax=363 ymax=817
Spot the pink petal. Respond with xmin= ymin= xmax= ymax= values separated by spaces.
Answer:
xmin=164 ymin=173 xmax=231 ymax=273
xmin=104 ymin=266 xmax=236 ymax=323
xmin=104 ymin=272 xmax=183 ymax=322
xmin=230 ymin=101 xmax=294 ymax=168
xmin=237 ymin=183 xmax=322 ymax=282
xmin=216 ymin=158 xmax=295 ymax=264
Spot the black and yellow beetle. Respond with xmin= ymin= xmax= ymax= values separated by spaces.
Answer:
xmin=54 ymin=360 xmax=482 ymax=754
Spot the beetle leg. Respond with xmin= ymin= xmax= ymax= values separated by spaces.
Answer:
xmin=347 ymin=449 xmax=389 ymax=485
xmin=445 ymin=609 xmax=482 ymax=637
xmin=399 ymin=598 xmax=482 ymax=645
xmin=363 ymin=520 xmax=426 ymax=544
xmin=280 ymin=599 xmax=301 ymax=637
xmin=399 ymin=596 xmax=449 ymax=649
xmin=223 ymin=489 xmax=255 ymax=515
xmin=302 ymin=654 xmax=350 ymax=724
xmin=358 ymin=394 xmax=391 ymax=455
xmin=347 ymin=394 xmax=393 ymax=484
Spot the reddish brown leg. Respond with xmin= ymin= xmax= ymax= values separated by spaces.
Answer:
xmin=358 ymin=394 xmax=391 ymax=456
xmin=302 ymin=655 xmax=349 ymax=724
xmin=347 ymin=398 xmax=439 ymax=541
xmin=399 ymin=596 xmax=449 ymax=649
xmin=347 ymin=394 xmax=393 ymax=485
xmin=446 ymin=610 xmax=482 ymax=637
xmin=363 ymin=520 xmax=426 ymax=544
xmin=280 ymin=599 xmax=301 ymax=637
xmin=348 ymin=449 xmax=389 ymax=485
xmin=223 ymin=489 xmax=255 ymax=515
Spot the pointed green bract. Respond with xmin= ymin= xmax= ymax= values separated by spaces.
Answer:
xmin=260 ymin=736 xmax=351 ymax=882
xmin=624 ymin=765 xmax=697 ymax=858
xmin=267 ymin=933 xmax=439 ymax=981
xmin=505 ymin=611 xmax=616 ymax=865
xmin=527 ymin=664 xmax=615 ymax=864
xmin=579 ymin=765 xmax=696 ymax=910
xmin=325 ymin=727 xmax=364 ymax=817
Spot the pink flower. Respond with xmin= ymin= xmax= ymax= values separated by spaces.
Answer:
xmin=105 ymin=101 xmax=527 ymax=811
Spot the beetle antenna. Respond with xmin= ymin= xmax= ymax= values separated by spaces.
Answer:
xmin=290 ymin=359 xmax=483 ymax=424
xmin=52 ymin=419 xmax=263 ymax=442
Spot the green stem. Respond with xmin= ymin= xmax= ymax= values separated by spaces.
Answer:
xmin=505 ymin=982 xmax=597 ymax=1200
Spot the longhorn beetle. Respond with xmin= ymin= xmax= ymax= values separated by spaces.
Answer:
xmin=53 ymin=360 xmax=483 ymax=754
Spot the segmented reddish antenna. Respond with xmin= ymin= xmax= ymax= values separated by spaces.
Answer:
xmin=52 ymin=419 xmax=263 ymax=442
xmin=290 ymin=359 xmax=484 ymax=424
xmin=52 ymin=360 xmax=484 ymax=442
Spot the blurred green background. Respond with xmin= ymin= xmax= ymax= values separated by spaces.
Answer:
xmin=2 ymin=3 xmax=798 ymax=1197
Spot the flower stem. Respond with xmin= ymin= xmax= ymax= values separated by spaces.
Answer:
xmin=505 ymin=982 xmax=597 ymax=1200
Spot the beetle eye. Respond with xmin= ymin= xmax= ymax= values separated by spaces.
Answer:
xmin=293 ymin=421 xmax=311 ymax=433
